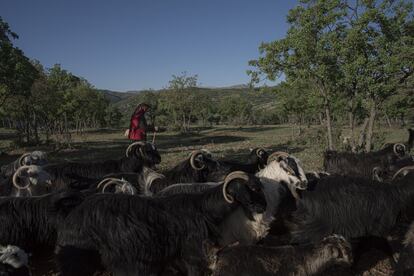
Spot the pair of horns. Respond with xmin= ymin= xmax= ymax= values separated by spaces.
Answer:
xmin=97 ymin=178 xmax=133 ymax=194
xmin=267 ymin=151 xmax=289 ymax=164
xmin=222 ymin=171 xmax=250 ymax=204
xmin=392 ymin=165 xmax=414 ymax=180
xmin=125 ymin=142 xmax=147 ymax=158
xmin=190 ymin=150 xmax=207 ymax=171
xmin=12 ymin=165 xmax=36 ymax=190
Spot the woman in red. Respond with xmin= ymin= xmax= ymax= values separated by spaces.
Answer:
xmin=128 ymin=103 xmax=150 ymax=141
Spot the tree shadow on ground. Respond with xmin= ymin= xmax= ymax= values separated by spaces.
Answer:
xmin=214 ymin=143 xmax=305 ymax=163
xmin=155 ymin=134 xmax=247 ymax=150
xmin=211 ymin=126 xmax=287 ymax=133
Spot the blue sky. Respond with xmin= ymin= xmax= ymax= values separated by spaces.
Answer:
xmin=1 ymin=0 xmax=297 ymax=91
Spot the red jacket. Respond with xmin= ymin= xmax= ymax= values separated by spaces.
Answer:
xmin=128 ymin=109 xmax=147 ymax=141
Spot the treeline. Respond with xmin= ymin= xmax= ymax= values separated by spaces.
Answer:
xmin=116 ymin=72 xmax=285 ymax=130
xmin=248 ymin=0 xmax=414 ymax=151
xmin=0 ymin=17 xmax=122 ymax=146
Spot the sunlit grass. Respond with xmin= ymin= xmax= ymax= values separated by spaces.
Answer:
xmin=0 ymin=125 xmax=410 ymax=171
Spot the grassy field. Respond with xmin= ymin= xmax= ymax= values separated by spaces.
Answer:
xmin=0 ymin=124 xmax=411 ymax=171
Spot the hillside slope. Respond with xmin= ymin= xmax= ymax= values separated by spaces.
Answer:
xmin=105 ymin=87 xmax=278 ymax=114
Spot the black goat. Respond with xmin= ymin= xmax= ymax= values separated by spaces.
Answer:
xmin=205 ymin=148 xmax=269 ymax=182
xmin=43 ymin=142 xmax=161 ymax=191
xmin=56 ymin=171 xmax=266 ymax=275
xmin=0 ymin=151 xmax=48 ymax=179
xmin=158 ymin=153 xmax=308 ymax=247
xmin=212 ymin=235 xmax=352 ymax=276
xmin=0 ymin=165 xmax=52 ymax=197
xmin=155 ymin=150 xmax=219 ymax=193
xmin=0 ymin=190 xmax=84 ymax=275
xmin=323 ymin=142 xmax=408 ymax=180
xmin=290 ymin=171 xmax=414 ymax=244
xmin=371 ymin=156 xmax=414 ymax=182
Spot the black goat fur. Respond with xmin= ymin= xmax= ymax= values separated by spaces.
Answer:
xmin=0 ymin=191 xmax=84 ymax=253
xmin=160 ymin=153 xmax=218 ymax=188
xmin=56 ymin=178 xmax=266 ymax=275
xmin=212 ymin=235 xmax=352 ymax=276
xmin=44 ymin=143 xmax=160 ymax=191
xmin=290 ymin=172 xmax=414 ymax=244
xmin=206 ymin=148 xmax=269 ymax=182
xmin=323 ymin=143 xmax=408 ymax=180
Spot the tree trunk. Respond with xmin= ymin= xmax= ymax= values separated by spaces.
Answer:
xmin=384 ymin=113 xmax=392 ymax=128
xmin=365 ymin=103 xmax=377 ymax=152
xmin=349 ymin=111 xmax=356 ymax=151
xmin=400 ymin=113 xmax=406 ymax=127
xmin=33 ymin=112 xmax=39 ymax=144
xmin=357 ymin=118 xmax=369 ymax=151
xmin=318 ymin=113 xmax=324 ymax=125
xmin=325 ymin=105 xmax=334 ymax=150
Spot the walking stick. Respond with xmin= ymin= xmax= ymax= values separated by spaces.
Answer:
xmin=152 ymin=130 xmax=157 ymax=144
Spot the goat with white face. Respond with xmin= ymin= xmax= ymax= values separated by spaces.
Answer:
xmin=257 ymin=152 xmax=308 ymax=203
xmin=157 ymin=151 xmax=308 ymax=246
xmin=218 ymin=151 xmax=308 ymax=245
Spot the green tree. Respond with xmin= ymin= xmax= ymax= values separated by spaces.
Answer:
xmin=248 ymin=0 xmax=345 ymax=149
xmin=0 ymin=17 xmax=38 ymax=109
xmin=249 ymin=0 xmax=413 ymax=151
xmin=219 ymin=96 xmax=253 ymax=125
xmin=164 ymin=72 xmax=199 ymax=132
xmin=105 ymin=106 xmax=123 ymax=128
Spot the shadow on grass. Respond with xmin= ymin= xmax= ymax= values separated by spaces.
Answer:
xmin=157 ymin=134 xmax=247 ymax=149
xmin=215 ymin=143 xmax=305 ymax=162
xmin=213 ymin=126 xmax=287 ymax=133
xmin=0 ymin=127 xmax=304 ymax=168
xmin=0 ymin=132 xmax=17 ymax=140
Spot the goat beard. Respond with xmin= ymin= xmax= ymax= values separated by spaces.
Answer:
xmin=242 ymin=205 xmax=256 ymax=221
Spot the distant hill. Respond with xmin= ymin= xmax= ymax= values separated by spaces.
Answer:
xmin=99 ymin=86 xmax=278 ymax=120
xmin=98 ymin=89 xmax=140 ymax=103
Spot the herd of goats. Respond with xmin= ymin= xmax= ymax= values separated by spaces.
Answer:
xmin=0 ymin=129 xmax=413 ymax=275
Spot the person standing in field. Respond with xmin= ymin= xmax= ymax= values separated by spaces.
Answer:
xmin=127 ymin=103 xmax=152 ymax=142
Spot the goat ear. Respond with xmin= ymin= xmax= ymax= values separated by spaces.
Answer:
xmin=277 ymin=155 xmax=287 ymax=162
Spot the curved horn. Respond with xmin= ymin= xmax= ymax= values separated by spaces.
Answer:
xmin=97 ymin=178 xmax=122 ymax=190
xmin=17 ymin=153 xmax=32 ymax=167
xmin=126 ymin=142 xmax=146 ymax=157
xmin=255 ymin=148 xmax=265 ymax=158
xmin=267 ymin=151 xmax=289 ymax=164
xmin=392 ymin=165 xmax=414 ymax=180
xmin=12 ymin=165 xmax=32 ymax=190
xmin=100 ymin=178 xmax=129 ymax=193
xmin=222 ymin=171 xmax=250 ymax=204
xmin=372 ymin=166 xmax=383 ymax=182
xmin=190 ymin=150 xmax=206 ymax=171
xmin=393 ymin=143 xmax=406 ymax=156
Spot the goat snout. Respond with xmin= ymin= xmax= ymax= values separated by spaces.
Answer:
xmin=297 ymin=179 xmax=308 ymax=190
